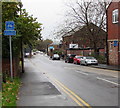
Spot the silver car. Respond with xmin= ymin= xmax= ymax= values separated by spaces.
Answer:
xmin=80 ymin=56 xmax=98 ymax=65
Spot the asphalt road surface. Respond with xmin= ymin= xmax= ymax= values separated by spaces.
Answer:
xmin=18 ymin=53 xmax=119 ymax=107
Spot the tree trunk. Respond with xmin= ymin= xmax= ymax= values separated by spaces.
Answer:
xmin=93 ymin=42 xmax=98 ymax=58
xmin=21 ymin=37 xmax=24 ymax=73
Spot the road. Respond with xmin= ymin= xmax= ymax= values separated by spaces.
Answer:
xmin=18 ymin=53 xmax=119 ymax=107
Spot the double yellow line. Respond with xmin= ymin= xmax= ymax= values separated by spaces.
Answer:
xmin=29 ymin=60 xmax=92 ymax=107
xmin=49 ymin=75 xmax=92 ymax=108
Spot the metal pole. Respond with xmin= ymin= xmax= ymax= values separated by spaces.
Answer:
xmin=9 ymin=35 xmax=13 ymax=80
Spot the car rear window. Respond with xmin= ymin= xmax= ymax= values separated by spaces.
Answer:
xmin=76 ymin=56 xmax=83 ymax=59
xmin=86 ymin=57 xmax=95 ymax=59
xmin=71 ymin=55 xmax=76 ymax=57
xmin=54 ymin=54 xmax=59 ymax=57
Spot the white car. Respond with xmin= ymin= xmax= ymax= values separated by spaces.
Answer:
xmin=80 ymin=56 xmax=98 ymax=65
xmin=52 ymin=54 xmax=60 ymax=60
xmin=36 ymin=51 xmax=40 ymax=53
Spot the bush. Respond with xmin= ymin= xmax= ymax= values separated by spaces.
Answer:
xmin=2 ymin=78 xmax=21 ymax=106
xmin=91 ymin=53 xmax=106 ymax=64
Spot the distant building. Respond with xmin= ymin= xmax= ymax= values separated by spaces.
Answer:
xmin=62 ymin=23 xmax=106 ymax=56
xmin=48 ymin=41 xmax=61 ymax=57
xmin=107 ymin=1 xmax=120 ymax=66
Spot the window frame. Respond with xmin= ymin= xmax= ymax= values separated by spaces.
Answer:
xmin=112 ymin=9 xmax=119 ymax=24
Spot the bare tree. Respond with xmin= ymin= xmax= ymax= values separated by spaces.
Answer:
xmin=55 ymin=0 xmax=110 ymax=56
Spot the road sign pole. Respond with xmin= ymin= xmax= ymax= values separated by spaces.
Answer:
xmin=9 ymin=35 xmax=13 ymax=80
xmin=4 ymin=21 xmax=16 ymax=81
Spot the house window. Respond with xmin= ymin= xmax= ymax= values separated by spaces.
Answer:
xmin=112 ymin=9 xmax=119 ymax=23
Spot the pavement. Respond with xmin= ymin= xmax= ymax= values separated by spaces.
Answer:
xmin=89 ymin=64 xmax=120 ymax=71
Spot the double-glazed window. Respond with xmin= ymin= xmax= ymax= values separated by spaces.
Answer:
xmin=112 ymin=9 xmax=119 ymax=23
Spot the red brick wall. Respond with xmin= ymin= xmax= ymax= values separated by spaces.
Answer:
xmin=108 ymin=42 xmax=119 ymax=65
xmin=107 ymin=2 xmax=120 ymax=66
xmin=67 ymin=49 xmax=98 ymax=56
xmin=118 ymin=42 xmax=120 ymax=65
xmin=119 ymin=2 xmax=120 ymax=40
xmin=2 ymin=58 xmax=20 ymax=77
xmin=107 ymin=2 xmax=120 ymax=40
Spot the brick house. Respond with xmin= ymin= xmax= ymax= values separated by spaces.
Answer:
xmin=62 ymin=23 xmax=106 ymax=56
xmin=107 ymin=1 xmax=120 ymax=66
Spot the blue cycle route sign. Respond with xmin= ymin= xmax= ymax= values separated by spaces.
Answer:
xmin=4 ymin=21 xmax=16 ymax=36
xmin=4 ymin=30 xmax=16 ymax=36
xmin=5 ymin=21 xmax=15 ymax=30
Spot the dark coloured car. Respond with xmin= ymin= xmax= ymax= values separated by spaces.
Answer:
xmin=65 ymin=54 xmax=76 ymax=63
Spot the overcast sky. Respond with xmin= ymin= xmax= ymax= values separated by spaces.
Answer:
xmin=21 ymin=0 xmax=67 ymax=41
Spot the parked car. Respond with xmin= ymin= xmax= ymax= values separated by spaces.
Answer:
xmin=80 ymin=56 xmax=98 ymax=65
xmin=65 ymin=54 xmax=76 ymax=63
xmin=52 ymin=54 xmax=60 ymax=60
xmin=33 ymin=52 xmax=36 ymax=55
xmin=24 ymin=53 xmax=29 ymax=58
xmin=73 ymin=56 xmax=83 ymax=64
xmin=36 ymin=51 xmax=40 ymax=54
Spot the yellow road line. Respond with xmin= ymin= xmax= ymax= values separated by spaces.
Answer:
xmin=29 ymin=60 xmax=92 ymax=108
xmin=52 ymin=79 xmax=85 ymax=108
xmin=53 ymin=77 xmax=92 ymax=108
xmin=48 ymin=74 xmax=92 ymax=108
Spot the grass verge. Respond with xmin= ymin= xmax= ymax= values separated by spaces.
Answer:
xmin=0 ymin=92 xmax=2 ymax=107
xmin=2 ymin=78 xmax=21 ymax=106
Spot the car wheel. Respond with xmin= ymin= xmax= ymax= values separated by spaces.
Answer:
xmin=85 ymin=62 xmax=88 ymax=66
xmin=80 ymin=62 xmax=82 ymax=65
xmin=77 ymin=61 xmax=79 ymax=65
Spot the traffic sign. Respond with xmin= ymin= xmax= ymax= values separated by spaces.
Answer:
xmin=49 ymin=46 xmax=54 ymax=49
xmin=113 ymin=41 xmax=118 ymax=47
xmin=4 ymin=30 xmax=16 ymax=36
xmin=4 ymin=21 xmax=16 ymax=81
xmin=5 ymin=21 xmax=15 ymax=30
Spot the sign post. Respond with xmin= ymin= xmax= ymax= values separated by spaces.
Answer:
xmin=4 ymin=21 xmax=16 ymax=80
xmin=9 ymin=35 xmax=13 ymax=80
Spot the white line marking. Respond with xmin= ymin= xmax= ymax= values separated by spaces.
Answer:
xmin=76 ymin=71 xmax=88 ymax=76
xmin=64 ymin=67 xmax=74 ymax=70
xmin=97 ymin=77 xmax=120 ymax=86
